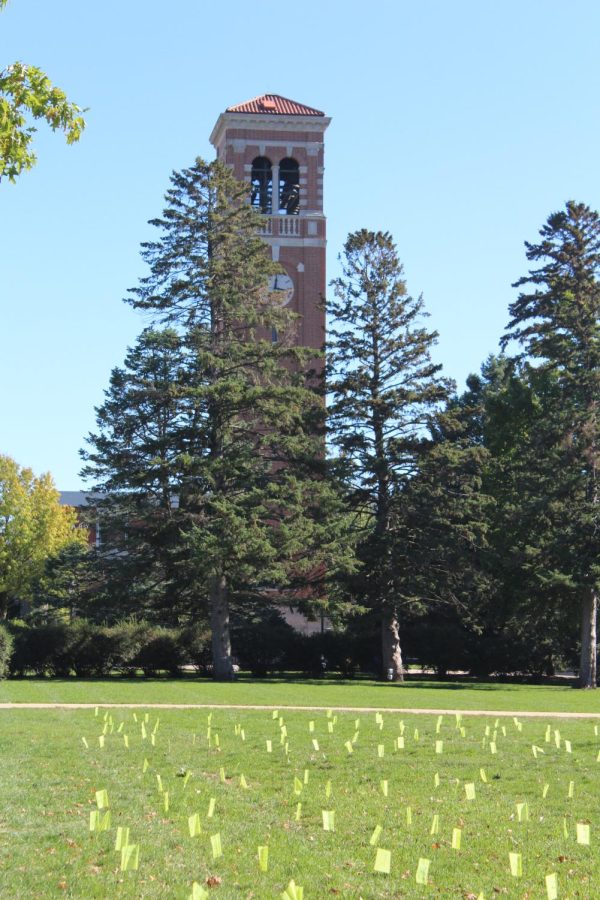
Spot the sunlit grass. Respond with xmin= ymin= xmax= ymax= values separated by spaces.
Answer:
xmin=1 ymin=706 xmax=599 ymax=897
xmin=2 ymin=675 xmax=600 ymax=714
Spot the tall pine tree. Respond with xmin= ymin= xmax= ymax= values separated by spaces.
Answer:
xmin=84 ymin=159 xmax=347 ymax=678
xmin=502 ymin=201 xmax=600 ymax=687
xmin=327 ymin=230 xmax=450 ymax=680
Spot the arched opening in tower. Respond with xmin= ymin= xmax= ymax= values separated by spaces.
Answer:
xmin=250 ymin=157 xmax=272 ymax=214
xmin=279 ymin=158 xmax=300 ymax=215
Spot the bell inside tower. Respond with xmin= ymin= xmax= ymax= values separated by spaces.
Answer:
xmin=278 ymin=158 xmax=300 ymax=215
xmin=250 ymin=156 xmax=272 ymax=214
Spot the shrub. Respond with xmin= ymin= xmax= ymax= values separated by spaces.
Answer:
xmin=8 ymin=620 xmax=71 ymax=676
xmin=133 ymin=628 xmax=183 ymax=677
xmin=0 ymin=624 xmax=13 ymax=678
xmin=178 ymin=624 xmax=212 ymax=674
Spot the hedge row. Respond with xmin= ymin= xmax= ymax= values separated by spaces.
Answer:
xmin=1 ymin=620 xmax=210 ymax=678
xmin=0 ymin=617 xmax=365 ymax=679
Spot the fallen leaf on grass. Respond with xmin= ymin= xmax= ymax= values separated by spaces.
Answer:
xmin=206 ymin=875 xmax=222 ymax=887
xmin=57 ymin=881 xmax=67 ymax=890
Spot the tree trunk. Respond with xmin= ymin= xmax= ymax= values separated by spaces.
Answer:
xmin=579 ymin=588 xmax=597 ymax=688
xmin=381 ymin=605 xmax=404 ymax=682
xmin=209 ymin=572 xmax=234 ymax=680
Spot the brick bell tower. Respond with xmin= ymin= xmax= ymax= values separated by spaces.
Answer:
xmin=210 ymin=94 xmax=330 ymax=353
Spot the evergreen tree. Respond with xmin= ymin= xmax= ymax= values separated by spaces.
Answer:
xmin=327 ymin=230 xmax=450 ymax=680
xmin=502 ymin=201 xmax=600 ymax=687
xmin=84 ymin=159 xmax=348 ymax=678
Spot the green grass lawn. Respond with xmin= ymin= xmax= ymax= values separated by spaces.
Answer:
xmin=2 ymin=675 xmax=600 ymax=714
xmin=1 ymin=705 xmax=599 ymax=897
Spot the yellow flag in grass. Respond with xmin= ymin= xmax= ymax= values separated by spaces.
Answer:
xmin=380 ymin=780 xmax=388 ymax=797
xmin=240 ymin=774 xmax=248 ymax=789
xmin=258 ymin=845 xmax=269 ymax=872
xmin=509 ymin=852 xmax=522 ymax=877
xmin=207 ymin=798 xmax=215 ymax=818
xmin=281 ymin=879 xmax=303 ymax=900
xmin=452 ymin=827 xmax=462 ymax=850
xmin=293 ymin=777 xmax=302 ymax=795
xmin=295 ymin=802 xmax=302 ymax=821
xmin=188 ymin=813 xmax=201 ymax=837
xmin=370 ymin=824 xmax=382 ymax=846
xmin=465 ymin=782 xmax=476 ymax=800
xmin=374 ymin=848 xmax=391 ymax=873
xmin=430 ymin=815 xmax=439 ymax=835
xmin=120 ymin=844 xmax=139 ymax=871
xmin=576 ymin=822 xmax=590 ymax=845
xmin=189 ymin=883 xmax=209 ymax=900
xmin=416 ymin=858 xmax=430 ymax=885
xmin=322 ymin=810 xmax=335 ymax=831
xmin=545 ymin=873 xmax=558 ymax=900
xmin=210 ymin=833 xmax=222 ymax=859
xmin=95 ymin=789 xmax=109 ymax=809
xmin=115 ymin=826 xmax=130 ymax=850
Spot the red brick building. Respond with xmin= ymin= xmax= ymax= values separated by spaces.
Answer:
xmin=210 ymin=94 xmax=330 ymax=355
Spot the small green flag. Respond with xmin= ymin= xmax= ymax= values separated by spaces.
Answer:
xmin=258 ymin=845 xmax=269 ymax=872
xmin=406 ymin=806 xmax=412 ymax=825
xmin=189 ymin=881 xmax=209 ymax=900
xmin=219 ymin=766 xmax=225 ymax=783
xmin=89 ymin=810 xmax=99 ymax=832
xmin=345 ymin=740 xmax=353 ymax=754
xmin=452 ymin=827 xmax=462 ymax=850
xmin=207 ymin=797 xmax=216 ymax=818
xmin=142 ymin=758 xmax=149 ymax=773
xmin=156 ymin=774 xmax=163 ymax=793
xmin=545 ymin=872 xmax=558 ymax=900
xmin=416 ymin=857 xmax=430 ymax=885
xmin=123 ymin=734 xmax=129 ymax=748
xmin=115 ymin=826 xmax=130 ymax=850
xmin=95 ymin=789 xmax=109 ymax=809
xmin=380 ymin=779 xmax=388 ymax=797
xmin=281 ymin=879 xmax=303 ymax=900
xmin=373 ymin=847 xmax=391 ymax=874
xmin=568 ymin=780 xmax=574 ymax=799
xmin=377 ymin=744 xmax=384 ymax=758
xmin=509 ymin=852 xmax=522 ymax=877
xmin=516 ymin=801 xmax=529 ymax=822
xmin=434 ymin=772 xmax=440 ymax=788
xmin=266 ymin=740 xmax=272 ymax=753
xmin=81 ymin=737 xmax=89 ymax=749
xmin=98 ymin=735 xmax=105 ymax=749
xmin=120 ymin=843 xmax=139 ymax=871
xmin=576 ymin=822 xmax=590 ymax=845
xmin=479 ymin=768 xmax=487 ymax=783
xmin=303 ymin=769 xmax=309 ymax=785
xmin=489 ymin=741 xmax=497 ymax=754
xmin=295 ymin=802 xmax=302 ymax=821
xmin=210 ymin=832 xmax=222 ymax=859
xmin=312 ymin=739 xmax=320 ymax=751
xmin=240 ymin=774 xmax=249 ymax=789
xmin=465 ymin=783 xmax=476 ymax=801
xmin=322 ymin=810 xmax=335 ymax=831
xmin=396 ymin=736 xmax=405 ymax=750
xmin=308 ymin=720 xmax=315 ymax=732
xmin=435 ymin=740 xmax=443 ymax=754
xmin=430 ymin=814 xmax=439 ymax=835
xmin=188 ymin=813 xmax=201 ymax=837
xmin=542 ymin=783 xmax=549 ymax=798
xmin=163 ymin=791 xmax=169 ymax=813
xmin=369 ymin=824 xmax=382 ymax=846
xmin=293 ymin=776 xmax=303 ymax=795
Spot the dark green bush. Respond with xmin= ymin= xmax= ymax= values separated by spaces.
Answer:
xmin=8 ymin=620 xmax=72 ymax=676
xmin=178 ymin=624 xmax=212 ymax=674
xmin=133 ymin=628 xmax=183 ymax=676
xmin=0 ymin=624 xmax=13 ymax=679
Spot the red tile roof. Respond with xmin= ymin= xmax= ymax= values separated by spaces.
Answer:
xmin=226 ymin=94 xmax=325 ymax=117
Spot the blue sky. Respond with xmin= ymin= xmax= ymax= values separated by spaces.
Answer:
xmin=2 ymin=0 xmax=599 ymax=488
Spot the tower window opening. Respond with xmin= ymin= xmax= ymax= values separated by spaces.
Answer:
xmin=251 ymin=156 xmax=272 ymax=214
xmin=279 ymin=158 xmax=300 ymax=215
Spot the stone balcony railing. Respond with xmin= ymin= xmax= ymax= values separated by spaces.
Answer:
xmin=259 ymin=215 xmax=302 ymax=237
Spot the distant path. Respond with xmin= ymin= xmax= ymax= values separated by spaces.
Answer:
xmin=1 ymin=703 xmax=600 ymax=718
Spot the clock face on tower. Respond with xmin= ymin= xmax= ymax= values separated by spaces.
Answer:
xmin=268 ymin=273 xmax=294 ymax=306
